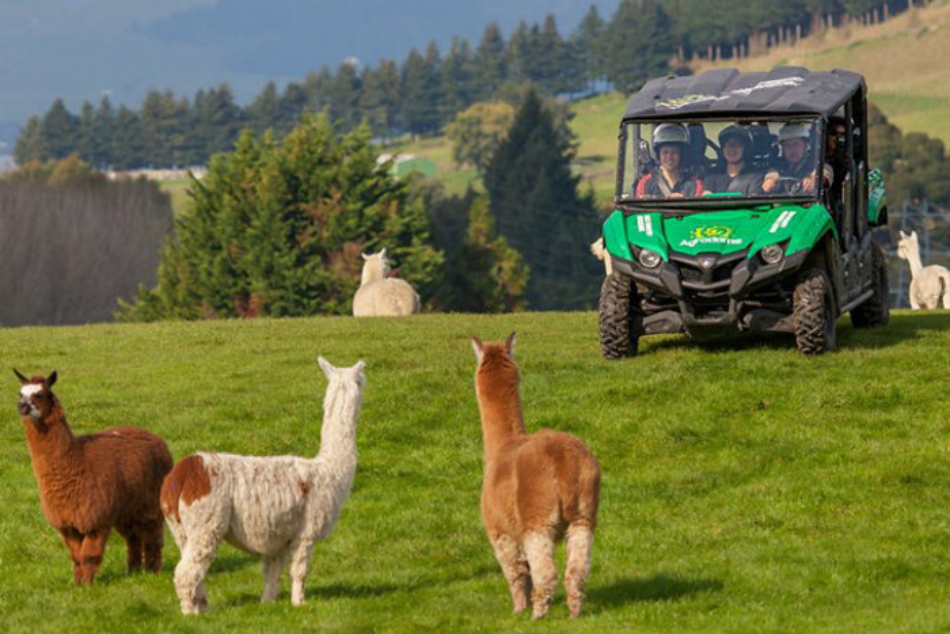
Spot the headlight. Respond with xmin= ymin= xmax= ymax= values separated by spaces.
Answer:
xmin=760 ymin=244 xmax=785 ymax=265
xmin=638 ymin=249 xmax=662 ymax=269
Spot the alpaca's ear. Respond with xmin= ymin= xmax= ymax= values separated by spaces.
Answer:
xmin=505 ymin=332 xmax=517 ymax=356
xmin=13 ymin=369 xmax=28 ymax=385
xmin=354 ymin=360 xmax=366 ymax=373
xmin=361 ymin=252 xmax=368 ymax=261
xmin=470 ymin=337 xmax=484 ymax=363
xmin=911 ymin=230 xmax=918 ymax=239
xmin=318 ymin=356 xmax=335 ymax=377
xmin=379 ymin=247 xmax=387 ymax=259
xmin=899 ymin=230 xmax=908 ymax=239
xmin=47 ymin=371 xmax=57 ymax=387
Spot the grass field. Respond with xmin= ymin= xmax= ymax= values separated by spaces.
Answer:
xmin=3 ymin=310 xmax=950 ymax=632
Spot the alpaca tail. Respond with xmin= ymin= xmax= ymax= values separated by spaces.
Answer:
xmin=941 ymin=272 xmax=950 ymax=309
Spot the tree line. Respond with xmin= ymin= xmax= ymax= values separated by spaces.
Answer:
xmin=14 ymin=0 xmax=928 ymax=169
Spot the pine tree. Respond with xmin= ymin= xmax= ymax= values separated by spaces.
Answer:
xmin=474 ymin=22 xmax=508 ymax=100
xmin=329 ymin=60 xmax=362 ymax=131
xmin=483 ymin=90 xmax=600 ymax=309
xmin=111 ymin=106 xmax=146 ymax=169
xmin=400 ymin=46 xmax=442 ymax=135
xmin=41 ymin=99 xmax=79 ymax=160
xmin=605 ymin=0 xmax=675 ymax=93
xmin=246 ymin=81 xmax=282 ymax=136
xmin=572 ymin=6 xmax=607 ymax=91
xmin=13 ymin=116 xmax=47 ymax=164
xmin=92 ymin=97 xmax=116 ymax=168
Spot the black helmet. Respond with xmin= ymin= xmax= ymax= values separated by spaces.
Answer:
xmin=718 ymin=124 xmax=753 ymax=153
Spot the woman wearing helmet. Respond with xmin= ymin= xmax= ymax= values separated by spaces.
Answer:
xmin=762 ymin=122 xmax=834 ymax=194
xmin=705 ymin=124 xmax=764 ymax=196
xmin=635 ymin=123 xmax=703 ymax=199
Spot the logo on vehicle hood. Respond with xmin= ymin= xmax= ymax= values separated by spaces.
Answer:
xmin=657 ymin=77 xmax=806 ymax=111
xmin=680 ymin=224 xmax=742 ymax=248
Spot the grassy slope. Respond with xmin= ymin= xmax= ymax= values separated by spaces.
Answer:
xmin=703 ymin=0 xmax=950 ymax=145
xmin=3 ymin=311 xmax=950 ymax=633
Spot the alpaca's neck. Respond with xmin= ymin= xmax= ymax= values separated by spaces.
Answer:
xmin=476 ymin=375 xmax=526 ymax=459
xmin=24 ymin=404 xmax=79 ymax=477
xmin=905 ymin=244 xmax=924 ymax=276
xmin=314 ymin=384 xmax=361 ymax=475
xmin=360 ymin=266 xmax=385 ymax=287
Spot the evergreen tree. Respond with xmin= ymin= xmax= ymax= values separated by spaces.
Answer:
xmin=573 ymin=5 xmax=608 ymax=90
xmin=278 ymin=81 xmax=309 ymax=135
xmin=448 ymin=195 xmax=528 ymax=312
xmin=329 ymin=60 xmax=362 ymax=131
xmin=442 ymin=37 xmax=476 ymax=115
xmin=303 ymin=67 xmax=333 ymax=117
xmin=359 ymin=66 xmax=389 ymax=136
xmin=400 ymin=45 xmax=442 ymax=135
xmin=13 ymin=116 xmax=47 ymax=164
xmin=119 ymin=114 xmax=444 ymax=321
xmin=605 ymin=0 xmax=675 ymax=93
xmin=376 ymin=59 xmax=403 ymax=137
xmin=41 ymin=99 xmax=80 ymax=160
xmin=483 ymin=90 xmax=600 ymax=309
xmin=474 ymin=22 xmax=508 ymax=100
xmin=246 ymin=81 xmax=282 ymax=136
xmin=111 ymin=106 xmax=146 ymax=169
xmin=92 ymin=97 xmax=116 ymax=168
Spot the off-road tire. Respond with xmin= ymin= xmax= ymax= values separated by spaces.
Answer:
xmin=599 ymin=272 xmax=641 ymax=359
xmin=850 ymin=242 xmax=890 ymax=328
xmin=793 ymin=268 xmax=837 ymax=355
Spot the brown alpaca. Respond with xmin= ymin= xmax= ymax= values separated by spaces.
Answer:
xmin=471 ymin=333 xmax=601 ymax=619
xmin=14 ymin=370 xmax=173 ymax=584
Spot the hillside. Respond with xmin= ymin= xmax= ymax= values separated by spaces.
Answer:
xmin=4 ymin=311 xmax=950 ymax=632
xmin=703 ymin=0 xmax=950 ymax=146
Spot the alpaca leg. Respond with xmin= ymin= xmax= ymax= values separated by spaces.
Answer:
xmin=564 ymin=524 xmax=595 ymax=618
xmin=261 ymin=551 xmax=287 ymax=603
xmin=288 ymin=541 xmax=315 ymax=606
xmin=79 ymin=529 xmax=110 ymax=584
xmin=523 ymin=532 xmax=558 ymax=620
xmin=141 ymin=519 xmax=165 ymax=573
xmin=174 ymin=541 xmax=218 ymax=615
xmin=489 ymin=534 xmax=531 ymax=614
xmin=59 ymin=528 xmax=84 ymax=583
xmin=116 ymin=524 xmax=143 ymax=573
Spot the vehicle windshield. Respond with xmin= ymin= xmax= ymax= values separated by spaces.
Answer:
xmin=617 ymin=118 xmax=824 ymax=205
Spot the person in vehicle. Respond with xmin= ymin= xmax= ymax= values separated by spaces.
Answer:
xmin=635 ymin=123 xmax=704 ymax=199
xmin=704 ymin=125 xmax=764 ymax=196
xmin=762 ymin=122 xmax=834 ymax=194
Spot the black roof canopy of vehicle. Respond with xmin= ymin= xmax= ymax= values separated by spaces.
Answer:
xmin=622 ymin=66 xmax=865 ymax=121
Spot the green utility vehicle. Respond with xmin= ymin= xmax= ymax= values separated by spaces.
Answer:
xmin=599 ymin=67 xmax=889 ymax=357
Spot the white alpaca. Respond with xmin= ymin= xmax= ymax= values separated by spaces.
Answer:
xmin=896 ymin=230 xmax=950 ymax=309
xmin=160 ymin=357 xmax=366 ymax=614
xmin=590 ymin=237 xmax=613 ymax=276
xmin=352 ymin=248 xmax=421 ymax=317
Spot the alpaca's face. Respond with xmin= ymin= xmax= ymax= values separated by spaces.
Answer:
xmin=14 ymin=370 xmax=56 ymax=420
xmin=18 ymin=383 xmax=51 ymax=419
xmin=897 ymin=234 xmax=916 ymax=260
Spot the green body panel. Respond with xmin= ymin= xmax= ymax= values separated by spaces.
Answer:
xmin=604 ymin=205 xmax=836 ymax=261
xmin=868 ymin=168 xmax=887 ymax=224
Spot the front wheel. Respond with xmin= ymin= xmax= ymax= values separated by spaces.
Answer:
xmin=599 ymin=273 xmax=642 ymax=359
xmin=793 ymin=268 xmax=837 ymax=355
xmin=850 ymin=242 xmax=890 ymax=328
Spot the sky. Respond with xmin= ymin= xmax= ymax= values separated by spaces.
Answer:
xmin=0 ymin=0 xmax=621 ymax=149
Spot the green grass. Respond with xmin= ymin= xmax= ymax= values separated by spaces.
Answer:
xmin=3 ymin=311 xmax=950 ymax=632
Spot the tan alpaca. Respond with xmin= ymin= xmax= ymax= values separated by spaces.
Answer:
xmin=470 ymin=333 xmax=601 ymax=619
xmin=897 ymin=230 xmax=950 ymax=309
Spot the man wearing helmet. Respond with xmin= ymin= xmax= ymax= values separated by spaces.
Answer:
xmin=762 ymin=122 xmax=834 ymax=194
xmin=705 ymin=124 xmax=764 ymax=196
xmin=635 ymin=123 xmax=704 ymax=199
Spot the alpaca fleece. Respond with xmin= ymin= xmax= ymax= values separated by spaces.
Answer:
xmin=471 ymin=334 xmax=601 ymax=619
xmin=161 ymin=357 xmax=365 ymax=614
xmin=15 ymin=370 xmax=172 ymax=584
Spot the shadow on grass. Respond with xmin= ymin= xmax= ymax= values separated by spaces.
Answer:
xmin=635 ymin=311 xmax=950 ymax=356
xmin=221 ymin=563 xmax=498 ymax=607
xmin=588 ymin=574 xmax=723 ymax=607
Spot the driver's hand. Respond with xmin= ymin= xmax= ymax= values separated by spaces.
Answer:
xmin=802 ymin=170 xmax=817 ymax=193
xmin=762 ymin=169 xmax=778 ymax=192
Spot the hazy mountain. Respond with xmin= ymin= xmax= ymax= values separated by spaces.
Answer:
xmin=0 ymin=0 xmax=619 ymax=149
